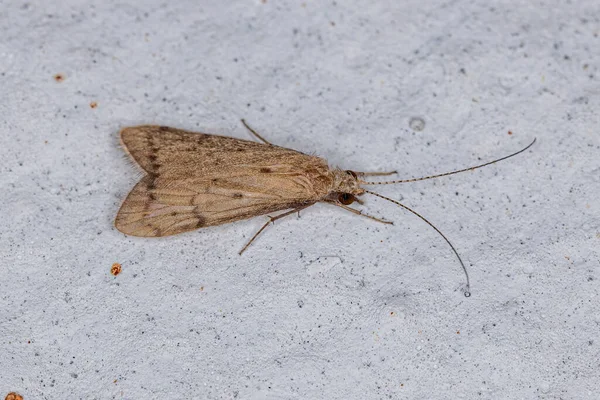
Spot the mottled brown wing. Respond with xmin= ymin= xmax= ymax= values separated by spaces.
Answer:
xmin=115 ymin=125 xmax=332 ymax=237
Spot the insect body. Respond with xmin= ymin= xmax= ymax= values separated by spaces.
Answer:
xmin=115 ymin=123 xmax=373 ymax=238
xmin=115 ymin=120 xmax=535 ymax=296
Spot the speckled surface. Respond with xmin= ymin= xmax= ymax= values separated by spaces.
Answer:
xmin=1 ymin=1 xmax=599 ymax=399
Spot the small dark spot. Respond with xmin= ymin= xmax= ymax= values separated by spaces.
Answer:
xmin=54 ymin=73 xmax=64 ymax=82
xmin=171 ymin=212 xmax=177 ymax=216
xmin=232 ymin=193 xmax=243 ymax=199
xmin=212 ymin=178 xmax=218 ymax=183
xmin=260 ymin=167 xmax=272 ymax=173
xmin=195 ymin=216 xmax=205 ymax=228
xmin=159 ymin=126 xmax=169 ymax=131
xmin=146 ymin=177 xmax=156 ymax=191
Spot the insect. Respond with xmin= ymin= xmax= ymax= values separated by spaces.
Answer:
xmin=115 ymin=120 xmax=536 ymax=296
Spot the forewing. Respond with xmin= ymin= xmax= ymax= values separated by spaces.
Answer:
xmin=115 ymin=125 xmax=331 ymax=237
xmin=120 ymin=125 xmax=322 ymax=179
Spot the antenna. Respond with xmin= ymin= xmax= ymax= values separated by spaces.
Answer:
xmin=365 ymin=190 xmax=471 ymax=297
xmin=362 ymin=138 xmax=536 ymax=185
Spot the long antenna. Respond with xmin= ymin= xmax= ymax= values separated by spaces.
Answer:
xmin=362 ymin=138 xmax=536 ymax=185
xmin=365 ymin=190 xmax=471 ymax=297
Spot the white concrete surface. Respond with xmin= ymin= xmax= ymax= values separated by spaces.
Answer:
xmin=1 ymin=0 xmax=599 ymax=398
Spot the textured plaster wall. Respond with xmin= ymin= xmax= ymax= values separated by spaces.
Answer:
xmin=1 ymin=0 xmax=599 ymax=399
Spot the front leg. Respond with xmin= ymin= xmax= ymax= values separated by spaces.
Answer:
xmin=355 ymin=170 xmax=398 ymax=177
xmin=324 ymin=201 xmax=393 ymax=225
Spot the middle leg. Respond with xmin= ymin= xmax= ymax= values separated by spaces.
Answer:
xmin=239 ymin=204 xmax=312 ymax=255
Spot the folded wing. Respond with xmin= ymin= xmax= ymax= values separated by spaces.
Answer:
xmin=115 ymin=125 xmax=332 ymax=237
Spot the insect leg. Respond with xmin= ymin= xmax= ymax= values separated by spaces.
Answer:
xmin=355 ymin=170 xmax=398 ymax=177
xmin=239 ymin=205 xmax=312 ymax=255
xmin=241 ymin=119 xmax=272 ymax=145
xmin=330 ymin=202 xmax=394 ymax=225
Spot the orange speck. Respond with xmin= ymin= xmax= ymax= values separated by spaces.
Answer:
xmin=5 ymin=393 xmax=24 ymax=400
xmin=508 ymin=131 xmax=513 ymax=135
xmin=54 ymin=73 xmax=64 ymax=82
xmin=456 ymin=330 xmax=460 ymax=334
xmin=200 ymin=286 xmax=204 ymax=291
xmin=111 ymin=263 xmax=122 ymax=276
xmin=90 ymin=101 xmax=98 ymax=109
xmin=390 ymin=311 xmax=395 ymax=316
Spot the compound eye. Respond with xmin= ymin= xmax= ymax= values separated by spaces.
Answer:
xmin=345 ymin=170 xmax=358 ymax=179
xmin=338 ymin=193 xmax=355 ymax=205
